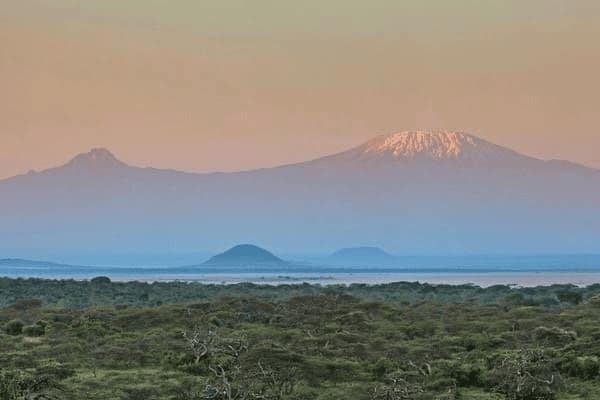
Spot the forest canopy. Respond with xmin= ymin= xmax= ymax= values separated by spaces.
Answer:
xmin=1 ymin=278 xmax=600 ymax=399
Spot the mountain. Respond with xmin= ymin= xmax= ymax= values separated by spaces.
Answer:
xmin=1 ymin=130 xmax=600 ymax=261
xmin=201 ymin=245 xmax=286 ymax=267
xmin=0 ymin=258 xmax=87 ymax=269
xmin=324 ymin=131 xmax=526 ymax=164
xmin=328 ymin=247 xmax=396 ymax=267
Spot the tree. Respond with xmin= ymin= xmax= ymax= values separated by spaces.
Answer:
xmin=370 ymin=361 xmax=429 ymax=400
xmin=184 ymin=327 xmax=248 ymax=400
xmin=492 ymin=349 xmax=562 ymax=400
xmin=0 ymin=368 xmax=62 ymax=400
xmin=183 ymin=327 xmax=297 ymax=400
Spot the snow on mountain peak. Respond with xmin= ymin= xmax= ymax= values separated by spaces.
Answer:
xmin=88 ymin=148 xmax=117 ymax=160
xmin=66 ymin=148 xmax=126 ymax=168
xmin=362 ymin=131 xmax=480 ymax=159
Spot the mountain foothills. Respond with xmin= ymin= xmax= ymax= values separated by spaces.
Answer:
xmin=1 ymin=131 xmax=599 ymax=257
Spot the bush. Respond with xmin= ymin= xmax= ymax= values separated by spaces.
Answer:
xmin=91 ymin=276 xmax=111 ymax=284
xmin=562 ymin=356 xmax=600 ymax=380
xmin=533 ymin=327 xmax=577 ymax=346
xmin=23 ymin=321 xmax=47 ymax=337
xmin=11 ymin=299 xmax=43 ymax=310
xmin=371 ymin=358 xmax=395 ymax=379
xmin=587 ymin=294 xmax=600 ymax=307
xmin=37 ymin=360 xmax=76 ymax=380
xmin=556 ymin=291 xmax=582 ymax=305
xmin=4 ymin=319 xmax=24 ymax=336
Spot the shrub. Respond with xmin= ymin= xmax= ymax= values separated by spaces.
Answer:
xmin=11 ymin=299 xmax=43 ymax=310
xmin=37 ymin=360 xmax=76 ymax=380
xmin=533 ymin=327 xmax=577 ymax=346
xmin=91 ymin=276 xmax=111 ymax=284
xmin=23 ymin=321 xmax=47 ymax=337
xmin=4 ymin=319 xmax=24 ymax=336
xmin=371 ymin=358 xmax=395 ymax=379
xmin=587 ymin=294 xmax=600 ymax=307
xmin=556 ymin=291 xmax=582 ymax=305
xmin=562 ymin=356 xmax=600 ymax=380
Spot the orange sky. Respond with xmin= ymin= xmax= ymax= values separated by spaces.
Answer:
xmin=1 ymin=1 xmax=599 ymax=179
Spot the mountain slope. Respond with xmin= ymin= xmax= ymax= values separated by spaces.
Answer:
xmin=1 ymin=131 xmax=599 ymax=260
xmin=202 ymin=245 xmax=286 ymax=266
xmin=328 ymin=247 xmax=396 ymax=266
xmin=0 ymin=258 xmax=85 ymax=269
xmin=326 ymin=131 xmax=529 ymax=163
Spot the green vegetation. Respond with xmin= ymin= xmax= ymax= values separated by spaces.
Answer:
xmin=1 ymin=278 xmax=600 ymax=399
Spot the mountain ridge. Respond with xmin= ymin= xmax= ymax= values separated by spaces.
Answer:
xmin=2 ymin=131 xmax=599 ymax=183
xmin=2 ymin=130 xmax=600 ymax=256
xmin=0 ymin=258 xmax=88 ymax=269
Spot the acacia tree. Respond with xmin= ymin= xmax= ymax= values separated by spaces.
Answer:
xmin=0 ymin=369 xmax=63 ymax=400
xmin=493 ymin=349 xmax=562 ymax=400
xmin=369 ymin=361 xmax=429 ymax=400
xmin=243 ymin=362 xmax=297 ymax=400
xmin=183 ymin=327 xmax=296 ymax=400
xmin=369 ymin=358 xmax=461 ymax=400
xmin=184 ymin=327 xmax=247 ymax=400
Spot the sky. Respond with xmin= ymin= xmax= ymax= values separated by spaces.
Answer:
xmin=1 ymin=1 xmax=599 ymax=179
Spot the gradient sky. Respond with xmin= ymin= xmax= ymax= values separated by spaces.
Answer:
xmin=1 ymin=1 xmax=599 ymax=179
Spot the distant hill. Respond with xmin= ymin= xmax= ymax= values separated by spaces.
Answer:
xmin=0 ymin=259 xmax=84 ymax=269
xmin=201 ymin=244 xmax=287 ymax=267
xmin=327 ymin=247 xmax=396 ymax=266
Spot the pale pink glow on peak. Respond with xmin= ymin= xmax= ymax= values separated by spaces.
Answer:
xmin=364 ymin=131 xmax=478 ymax=159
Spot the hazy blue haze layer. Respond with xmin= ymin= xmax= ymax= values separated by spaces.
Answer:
xmin=2 ymin=255 xmax=600 ymax=287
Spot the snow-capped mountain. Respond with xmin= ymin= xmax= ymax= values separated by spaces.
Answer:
xmin=1 ymin=131 xmax=599 ymax=259
xmin=364 ymin=131 xmax=478 ymax=159
xmin=353 ymin=131 xmax=508 ymax=160
xmin=310 ymin=131 xmax=584 ymax=171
